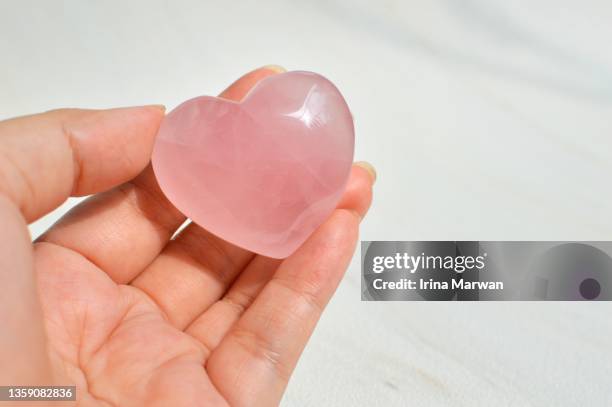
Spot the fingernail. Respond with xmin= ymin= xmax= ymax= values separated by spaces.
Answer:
xmin=355 ymin=161 xmax=377 ymax=184
xmin=146 ymin=104 xmax=166 ymax=113
xmin=102 ymin=104 xmax=165 ymax=113
xmin=261 ymin=64 xmax=286 ymax=73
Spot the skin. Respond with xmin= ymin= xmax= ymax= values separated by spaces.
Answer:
xmin=0 ymin=66 xmax=374 ymax=406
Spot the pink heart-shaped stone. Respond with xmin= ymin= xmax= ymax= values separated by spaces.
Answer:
xmin=152 ymin=71 xmax=354 ymax=258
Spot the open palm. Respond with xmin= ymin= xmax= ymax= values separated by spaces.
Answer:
xmin=0 ymin=67 xmax=373 ymax=406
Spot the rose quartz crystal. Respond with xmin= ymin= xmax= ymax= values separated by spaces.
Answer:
xmin=152 ymin=71 xmax=354 ymax=258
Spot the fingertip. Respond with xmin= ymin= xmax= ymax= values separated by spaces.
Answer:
xmin=108 ymin=104 xmax=166 ymax=122
xmin=219 ymin=65 xmax=287 ymax=101
xmin=260 ymin=64 xmax=286 ymax=74
xmin=146 ymin=104 xmax=166 ymax=114
xmin=336 ymin=164 xmax=375 ymax=219
xmin=354 ymin=161 xmax=376 ymax=184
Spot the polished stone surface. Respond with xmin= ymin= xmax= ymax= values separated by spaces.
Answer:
xmin=152 ymin=72 xmax=354 ymax=258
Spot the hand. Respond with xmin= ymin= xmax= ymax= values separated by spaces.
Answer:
xmin=0 ymin=66 xmax=374 ymax=406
